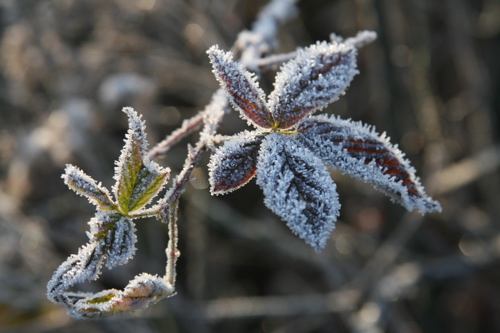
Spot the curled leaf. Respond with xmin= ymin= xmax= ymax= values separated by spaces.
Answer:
xmin=47 ymin=241 xmax=105 ymax=303
xmin=297 ymin=115 xmax=441 ymax=213
xmin=209 ymin=131 xmax=263 ymax=195
xmin=67 ymin=273 xmax=175 ymax=319
xmin=256 ymin=133 xmax=340 ymax=251
xmin=207 ymin=45 xmax=273 ymax=129
xmin=268 ymin=41 xmax=358 ymax=129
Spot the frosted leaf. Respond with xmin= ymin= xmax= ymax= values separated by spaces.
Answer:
xmin=297 ymin=115 xmax=441 ymax=213
xmin=207 ymin=45 xmax=273 ymax=129
xmin=68 ymin=273 xmax=174 ymax=319
xmin=208 ymin=131 xmax=263 ymax=195
xmin=113 ymin=107 xmax=169 ymax=213
xmin=126 ymin=158 xmax=169 ymax=212
xmin=62 ymin=164 xmax=116 ymax=211
xmin=47 ymin=241 xmax=105 ymax=302
xmin=268 ymin=41 xmax=358 ymax=129
xmin=256 ymin=133 xmax=340 ymax=251
xmin=120 ymin=273 xmax=173 ymax=303
xmin=91 ymin=213 xmax=137 ymax=269
xmin=113 ymin=107 xmax=147 ymax=212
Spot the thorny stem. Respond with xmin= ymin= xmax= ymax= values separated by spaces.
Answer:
xmin=159 ymin=143 xmax=207 ymax=219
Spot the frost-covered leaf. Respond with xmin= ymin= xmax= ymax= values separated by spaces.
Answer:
xmin=209 ymin=131 xmax=263 ymax=195
xmin=113 ymin=107 xmax=147 ymax=212
xmin=126 ymin=158 xmax=169 ymax=212
xmin=256 ymin=133 xmax=340 ymax=251
xmin=297 ymin=115 xmax=441 ymax=213
xmin=90 ymin=213 xmax=137 ymax=269
xmin=207 ymin=45 xmax=273 ymax=129
xmin=47 ymin=241 xmax=105 ymax=302
xmin=63 ymin=165 xmax=116 ymax=211
xmin=268 ymin=41 xmax=358 ymax=129
xmin=113 ymin=107 xmax=169 ymax=213
xmin=67 ymin=273 xmax=174 ymax=319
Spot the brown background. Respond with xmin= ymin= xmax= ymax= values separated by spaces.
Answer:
xmin=0 ymin=0 xmax=499 ymax=332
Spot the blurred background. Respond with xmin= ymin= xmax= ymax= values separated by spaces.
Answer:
xmin=0 ymin=0 xmax=499 ymax=332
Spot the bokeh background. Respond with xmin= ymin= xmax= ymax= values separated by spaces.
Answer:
xmin=1 ymin=0 xmax=499 ymax=332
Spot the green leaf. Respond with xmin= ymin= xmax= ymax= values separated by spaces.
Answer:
xmin=112 ymin=107 xmax=170 ymax=214
xmin=113 ymin=108 xmax=147 ymax=213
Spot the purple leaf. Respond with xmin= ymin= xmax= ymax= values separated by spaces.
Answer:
xmin=297 ymin=115 xmax=441 ymax=213
xmin=207 ymin=45 xmax=273 ymax=129
xmin=256 ymin=133 xmax=340 ymax=251
xmin=268 ymin=41 xmax=358 ymax=129
xmin=209 ymin=131 xmax=263 ymax=195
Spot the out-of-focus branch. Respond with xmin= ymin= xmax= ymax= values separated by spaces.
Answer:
xmin=430 ymin=145 xmax=500 ymax=196
xmin=148 ymin=114 xmax=204 ymax=160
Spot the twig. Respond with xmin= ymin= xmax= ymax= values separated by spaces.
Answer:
xmin=148 ymin=113 xmax=204 ymax=160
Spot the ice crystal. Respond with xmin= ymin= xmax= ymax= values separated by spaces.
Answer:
xmin=208 ymin=32 xmax=440 ymax=250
